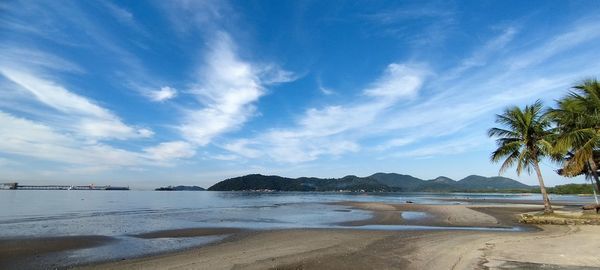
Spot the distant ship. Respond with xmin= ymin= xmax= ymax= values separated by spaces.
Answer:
xmin=104 ymin=186 xmax=130 ymax=190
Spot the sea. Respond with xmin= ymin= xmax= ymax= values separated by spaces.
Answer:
xmin=0 ymin=191 xmax=591 ymax=269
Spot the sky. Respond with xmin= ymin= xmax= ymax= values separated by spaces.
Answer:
xmin=1 ymin=0 xmax=600 ymax=189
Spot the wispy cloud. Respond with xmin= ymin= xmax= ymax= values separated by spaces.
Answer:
xmin=2 ymin=1 xmax=170 ymax=102
xmin=0 ymin=109 xmax=196 ymax=170
xmin=0 ymin=46 xmax=84 ymax=74
xmin=101 ymin=1 xmax=150 ymax=38
xmin=509 ymin=22 xmax=600 ymax=70
xmin=259 ymin=64 xmax=300 ymax=85
xmin=0 ymin=111 xmax=142 ymax=167
xmin=317 ymin=77 xmax=335 ymax=95
xmin=147 ymin=86 xmax=178 ymax=102
xmin=0 ymin=68 xmax=153 ymax=140
xmin=221 ymin=17 xmax=600 ymax=165
xmin=180 ymin=32 xmax=296 ymax=146
xmin=144 ymin=141 xmax=196 ymax=162
xmin=360 ymin=2 xmax=457 ymax=46
xmin=157 ymin=0 xmax=233 ymax=35
xmin=223 ymin=63 xmax=427 ymax=162
xmin=390 ymin=135 xmax=485 ymax=159
xmin=445 ymin=27 xmax=517 ymax=79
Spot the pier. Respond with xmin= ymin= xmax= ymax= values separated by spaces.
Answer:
xmin=0 ymin=183 xmax=129 ymax=190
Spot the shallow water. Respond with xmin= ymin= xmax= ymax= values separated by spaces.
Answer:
xmin=0 ymin=191 xmax=591 ymax=269
xmin=0 ymin=190 xmax=589 ymax=237
xmin=401 ymin=211 xmax=430 ymax=220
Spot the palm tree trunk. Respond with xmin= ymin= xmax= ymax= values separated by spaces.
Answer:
xmin=533 ymin=161 xmax=553 ymax=213
xmin=587 ymin=157 xmax=600 ymax=197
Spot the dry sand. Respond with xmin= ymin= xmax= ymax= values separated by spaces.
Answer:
xmin=74 ymin=202 xmax=600 ymax=270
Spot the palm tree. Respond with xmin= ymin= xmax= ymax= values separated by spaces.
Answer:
xmin=488 ymin=100 xmax=553 ymax=213
xmin=551 ymin=79 xmax=600 ymax=195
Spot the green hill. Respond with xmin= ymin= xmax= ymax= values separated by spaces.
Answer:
xmin=207 ymin=173 xmax=533 ymax=192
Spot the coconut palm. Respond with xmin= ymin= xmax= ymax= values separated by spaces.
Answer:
xmin=551 ymin=79 xmax=600 ymax=195
xmin=488 ymin=100 xmax=553 ymax=213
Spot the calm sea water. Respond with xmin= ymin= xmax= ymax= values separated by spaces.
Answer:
xmin=0 ymin=191 xmax=591 ymax=268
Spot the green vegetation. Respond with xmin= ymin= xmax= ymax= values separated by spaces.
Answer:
xmin=488 ymin=100 xmax=554 ymax=213
xmin=490 ymin=79 xmax=600 ymax=206
xmin=207 ymin=173 xmax=532 ymax=192
xmin=548 ymin=184 xmax=594 ymax=195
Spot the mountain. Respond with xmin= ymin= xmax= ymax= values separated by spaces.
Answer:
xmin=417 ymin=178 xmax=457 ymax=192
xmin=155 ymin=185 xmax=205 ymax=191
xmin=208 ymin=174 xmax=401 ymax=192
xmin=207 ymin=173 xmax=533 ymax=192
xmin=368 ymin=173 xmax=423 ymax=190
xmin=455 ymin=175 xmax=530 ymax=190
xmin=429 ymin=176 xmax=456 ymax=185
xmin=208 ymin=175 xmax=309 ymax=191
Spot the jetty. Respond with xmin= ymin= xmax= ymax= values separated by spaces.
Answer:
xmin=0 ymin=182 xmax=129 ymax=190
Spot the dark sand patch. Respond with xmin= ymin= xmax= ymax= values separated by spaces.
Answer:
xmin=132 ymin=227 xmax=245 ymax=239
xmin=0 ymin=235 xmax=114 ymax=269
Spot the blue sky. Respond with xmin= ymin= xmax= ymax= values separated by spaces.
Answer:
xmin=1 ymin=1 xmax=600 ymax=188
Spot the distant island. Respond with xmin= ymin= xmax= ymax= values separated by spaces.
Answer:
xmin=207 ymin=173 xmax=535 ymax=192
xmin=155 ymin=185 xmax=205 ymax=191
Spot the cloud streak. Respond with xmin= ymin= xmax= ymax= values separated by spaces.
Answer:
xmin=1 ymin=68 xmax=153 ymax=140
xmin=180 ymin=32 xmax=296 ymax=146
xmin=222 ymin=63 xmax=427 ymax=162
xmin=220 ymin=18 xmax=600 ymax=165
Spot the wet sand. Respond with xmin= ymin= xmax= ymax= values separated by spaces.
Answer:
xmin=437 ymin=197 xmax=588 ymax=206
xmin=75 ymin=201 xmax=600 ymax=270
xmin=336 ymin=201 xmax=537 ymax=227
xmin=5 ymin=201 xmax=600 ymax=269
xmin=133 ymin=228 xmax=245 ymax=239
xmin=0 ymin=235 xmax=114 ymax=269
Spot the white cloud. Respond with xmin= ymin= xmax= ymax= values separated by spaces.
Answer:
xmin=0 ymin=68 xmax=153 ymax=140
xmin=147 ymin=86 xmax=177 ymax=102
xmin=259 ymin=64 xmax=299 ymax=85
xmin=0 ymin=46 xmax=84 ymax=74
xmin=222 ymin=139 xmax=262 ymax=158
xmin=180 ymin=32 xmax=294 ymax=146
xmin=221 ymin=18 xmax=600 ymax=164
xmin=0 ymin=111 xmax=142 ymax=166
xmin=211 ymin=154 xmax=239 ymax=161
xmin=144 ymin=141 xmax=196 ymax=161
xmin=374 ymin=138 xmax=415 ymax=151
xmin=0 ymin=111 xmax=194 ymax=169
xmin=316 ymin=77 xmax=335 ymax=95
xmin=222 ymin=63 xmax=427 ymax=162
xmin=319 ymin=86 xmax=335 ymax=95
xmin=363 ymin=63 xmax=425 ymax=99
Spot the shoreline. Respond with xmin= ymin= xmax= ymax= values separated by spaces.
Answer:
xmin=76 ymin=201 xmax=600 ymax=270
xmin=3 ymin=200 xmax=600 ymax=269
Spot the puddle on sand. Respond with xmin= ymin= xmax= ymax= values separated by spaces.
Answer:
xmin=400 ymin=211 xmax=429 ymax=220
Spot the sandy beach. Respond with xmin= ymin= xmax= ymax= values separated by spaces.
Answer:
xmin=48 ymin=201 xmax=598 ymax=270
